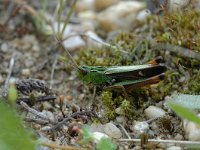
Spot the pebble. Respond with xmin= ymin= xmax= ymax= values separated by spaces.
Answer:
xmin=168 ymin=0 xmax=190 ymax=12
xmin=1 ymin=43 xmax=9 ymax=52
xmin=63 ymin=33 xmax=86 ymax=51
xmin=104 ymin=123 xmax=122 ymax=139
xmin=130 ymin=121 xmax=149 ymax=138
xmin=174 ymin=134 xmax=183 ymax=140
xmin=75 ymin=0 xmax=95 ymax=14
xmin=42 ymin=110 xmax=55 ymax=123
xmin=21 ymin=68 xmax=31 ymax=76
xmin=97 ymin=1 xmax=145 ymax=32
xmin=92 ymin=132 xmax=109 ymax=143
xmin=144 ymin=105 xmax=166 ymax=119
xmin=85 ymin=30 xmax=104 ymax=48
xmin=183 ymin=119 xmax=200 ymax=141
xmin=90 ymin=123 xmax=105 ymax=133
xmin=136 ymin=9 xmax=151 ymax=22
xmin=167 ymin=146 xmax=182 ymax=150
xmin=94 ymin=0 xmax=119 ymax=11
xmin=115 ymin=107 xmax=123 ymax=115
xmin=116 ymin=116 xmax=127 ymax=124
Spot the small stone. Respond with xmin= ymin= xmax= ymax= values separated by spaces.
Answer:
xmin=97 ymin=1 xmax=145 ymax=32
xmin=90 ymin=123 xmax=105 ymax=133
xmin=94 ymin=0 xmax=119 ymax=11
xmin=116 ymin=116 xmax=127 ymax=124
xmin=174 ymin=134 xmax=183 ymax=140
xmin=21 ymin=68 xmax=31 ymax=76
xmin=93 ymin=132 xmax=109 ymax=143
xmin=1 ymin=43 xmax=9 ymax=52
xmin=136 ymin=9 xmax=151 ymax=22
xmin=104 ymin=123 xmax=122 ymax=139
xmin=75 ymin=0 xmax=95 ymax=14
xmin=115 ymin=107 xmax=123 ymax=115
xmin=42 ymin=110 xmax=55 ymax=123
xmin=63 ymin=33 xmax=86 ymax=51
xmin=167 ymin=146 xmax=182 ymax=150
xmin=131 ymin=121 xmax=149 ymax=137
xmin=144 ymin=106 xmax=166 ymax=119
xmin=85 ymin=30 xmax=104 ymax=48
xmin=184 ymin=119 xmax=200 ymax=141
xmin=168 ymin=0 xmax=190 ymax=12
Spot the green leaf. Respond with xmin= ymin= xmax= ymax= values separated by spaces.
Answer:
xmin=8 ymin=85 xmax=18 ymax=106
xmin=96 ymin=138 xmax=117 ymax=150
xmin=79 ymin=126 xmax=93 ymax=145
xmin=168 ymin=101 xmax=200 ymax=125
xmin=0 ymin=101 xmax=36 ymax=150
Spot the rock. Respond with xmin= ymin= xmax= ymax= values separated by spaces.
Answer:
xmin=167 ymin=146 xmax=182 ymax=150
xmin=93 ymin=132 xmax=109 ymax=143
xmin=116 ymin=116 xmax=127 ymax=124
xmin=94 ymin=0 xmax=119 ymax=11
xmin=21 ymin=68 xmax=31 ymax=76
xmin=63 ymin=33 xmax=86 ymax=50
xmin=168 ymin=0 xmax=191 ymax=12
xmin=42 ymin=110 xmax=55 ymax=123
xmin=53 ymin=23 xmax=86 ymax=51
xmin=1 ymin=43 xmax=9 ymax=52
xmin=90 ymin=123 xmax=105 ymax=133
xmin=174 ymin=134 xmax=183 ymax=140
xmin=104 ymin=123 xmax=122 ymax=139
xmin=97 ymin=1 xmax=145 ymax=32
xmin=115 ymin=107 xmax=123 ymax=115
xmin=136 ymin=9 xmax=151 ymax=22
xmin=184 ymin=119 xmax=200 ymax=141
xmin=78 ymin=10 xmax=97 ymax=20
xmin=131 ymin=121 xmax=149 ymax=137
xmin=144 ymin=106 xmax=166 ymax=119
xmin=85 ymin=30 xmax=104 ymax=48
xmin=75 ymin=0 xmax=95 ymax=14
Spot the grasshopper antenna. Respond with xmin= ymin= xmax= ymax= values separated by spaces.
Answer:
xmin=50 ymin=20 xmax=79 ymax=71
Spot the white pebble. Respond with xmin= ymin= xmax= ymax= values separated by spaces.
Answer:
xmin=21 ymin=68 xmax=31 ymax=76
xmin=115 ymin=107 xmax=123 ymax=115
xmin=144 ymin=106 xmax=166 ymax=119
xmin=184 ymin=119 xmax=200 ymax=141
xmin=1 ymin=43 xmax=9 ymax=52
xmin=104 ymin=123 xmax=122 ymax=139
xmin=93 ymin=132 xmax=109 ymax=143
xmin=131 ymin=121 xmax=149 ymax=138
xmin=167 ymin=146 xmax=182 ymax=150
xmin=116 ymin=116 xmax=127 ymax=124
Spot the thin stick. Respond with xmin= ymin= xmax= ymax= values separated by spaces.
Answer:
xmin=45 ymin=111 xmax=95 ymax=131
xmin=118 ymin=124 xmax=131 ymax=139
xmin=117 ymin=138 xmax=200 ymax=145
xmin=50 ymin=54 xmax=58 ymax=89
xmin=42 ymin=142 xmax=89 ymax=150
xmin=2 ymin=52 xmax=17 ymax=98
xmin=20 ymin=101 xmax=55 ymax=124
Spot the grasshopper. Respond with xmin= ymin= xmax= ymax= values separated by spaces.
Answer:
xmin=77 ymin=57 xmax=166 ymax=94
xmin=58 ymin=40 xmax=166 ymax=95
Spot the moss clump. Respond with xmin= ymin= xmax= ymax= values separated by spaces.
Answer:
xmin=120 ymin=100 xmax=137 ymax=120
xmin=101 ymin=91 xmax=117 ymax=120
xmin=154 ymin=8 xmax=200 ymax=51
xmin=101 ymin=91 xmax=140 ymax=120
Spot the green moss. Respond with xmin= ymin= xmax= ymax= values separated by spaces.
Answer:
xmin=120 ymin=100 xmax=137 ymax=120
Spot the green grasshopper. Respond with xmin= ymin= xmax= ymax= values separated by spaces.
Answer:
xmin=58 ymin=41 xmax=166 ymax=95
xmin=77 ymin=57 xmax=166 ymax=93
